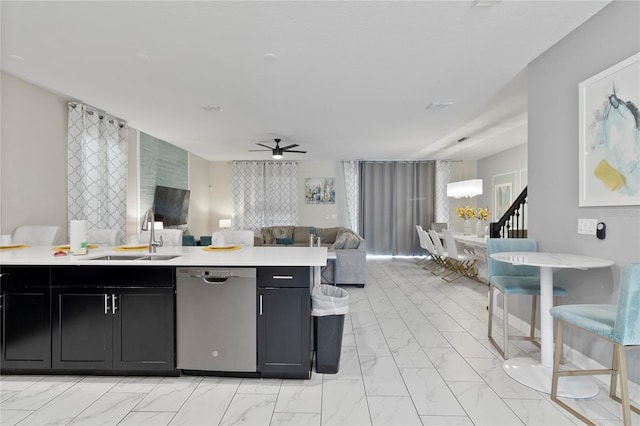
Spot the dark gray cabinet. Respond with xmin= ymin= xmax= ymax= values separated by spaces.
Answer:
xmin=0 ymin=266 xmax=51 ymax=371
xmin=257 ymin=267 xmax=312 ymax=379
xmin=50 ymin=266 xmax=176 ymax=374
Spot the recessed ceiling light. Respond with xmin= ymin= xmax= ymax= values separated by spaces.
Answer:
xmin=8 ymin=54 xmax=25 ymax=61
xmin=473 ymin=0 xmax=501 ymax=7
xmin=425 ymin=102 xmax=454 ymax=110
xmin=263 ymin=53 xmax=278 ymax=62
xmin=201 ymin=105 xmax=223 ymax=112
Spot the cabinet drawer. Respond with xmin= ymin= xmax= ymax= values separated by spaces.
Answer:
xmin=51 ymin=266 xmax=175 ymax=287
xmin=0 ymin=266 xmax=50 ymax=288
xmin=258 ymin=267 xmax=310 ymax=288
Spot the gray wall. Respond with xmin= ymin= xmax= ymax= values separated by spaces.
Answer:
xmin=528 ymin=2 xmax=639 ymax=382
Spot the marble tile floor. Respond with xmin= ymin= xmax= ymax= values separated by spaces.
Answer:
xmin=1 ymin=257 xmax=639 ymax=426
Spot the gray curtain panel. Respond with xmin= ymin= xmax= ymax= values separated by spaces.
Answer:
xmin=360 ymin=161 xmax=436 ymax=256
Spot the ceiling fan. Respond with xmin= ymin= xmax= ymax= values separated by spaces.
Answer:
xmin=249 ymin=138 xmax=307 ymax=159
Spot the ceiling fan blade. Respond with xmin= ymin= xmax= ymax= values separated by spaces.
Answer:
xmin=248 ymin=149 xmax=271 ymax=152
xmin=280 ymin=144 xmax=299 ymax=151
xmin=285 ymin=150 xmax=307 ymax=154
xmin=256 ymin=143 xmax=273 ymax=149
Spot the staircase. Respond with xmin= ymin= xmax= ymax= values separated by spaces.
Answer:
xmin=489 ymin=186 xmax=528 ymax=238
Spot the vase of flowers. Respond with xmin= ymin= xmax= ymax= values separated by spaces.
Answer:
xmin=456 ymin=206 xmax=476 ymax=235
xmin=475 ymin=207 xmax=490 ymax=237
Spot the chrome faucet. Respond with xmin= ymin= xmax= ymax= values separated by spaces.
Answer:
xmin=142 ymin=207 xmax=163 ymax=253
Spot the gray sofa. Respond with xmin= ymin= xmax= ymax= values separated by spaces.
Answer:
xmin=254 ymin=226 xmax=366 ymax=287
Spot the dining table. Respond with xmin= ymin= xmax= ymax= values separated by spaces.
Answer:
xmin=490 ymin=251 xmax=614 ymax=398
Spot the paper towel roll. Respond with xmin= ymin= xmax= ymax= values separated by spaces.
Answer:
xmin=70 ymin=220 xmax=87 ymax=252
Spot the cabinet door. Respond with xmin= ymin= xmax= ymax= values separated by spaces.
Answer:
xmin=52 ymin=289 xmax=113 ymax=370
xmin=258 ymin=287 xmax=311 ymax=379
xmin=1 ymin=267 xmax=51 ymax=370
xmin=113 ymin=288 xmax=175 ymax=371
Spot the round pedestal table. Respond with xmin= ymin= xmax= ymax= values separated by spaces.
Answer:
xmin=490 ymin=252 xmax=614 ymax=398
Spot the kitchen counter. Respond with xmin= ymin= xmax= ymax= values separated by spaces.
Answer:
xmin=0 ymin=245 xmax=328 ymax=267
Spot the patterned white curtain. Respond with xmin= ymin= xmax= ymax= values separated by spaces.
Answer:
xmin=342 ymin=160 xmax=359 ymax=232
xmin=264 ymin=162 xmax=298 ymax=226
xmin=231 ymin=161 xmax=297 ymax=230
xmin=435 ymin=160 xmax=451 ymax=224
xmin=67 ymin=103 xmax=128 ymax=243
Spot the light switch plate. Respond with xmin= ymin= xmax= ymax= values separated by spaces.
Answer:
xmin=578 ymin=218 xmax=598 ymax=235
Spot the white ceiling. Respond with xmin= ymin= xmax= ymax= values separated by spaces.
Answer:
xmin=1 ymin=1 xmax=610 ymax=161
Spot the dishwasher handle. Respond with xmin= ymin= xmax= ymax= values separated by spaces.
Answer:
xmin=201 ymin=275 xmax=240 ymax=284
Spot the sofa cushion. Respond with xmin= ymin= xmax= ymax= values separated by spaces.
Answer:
xmin=343 ymin=232 xmax=361 ymax=249
xmin=293 ymin=226 xmax=311 ymax=244
xmin=261 ymin=228 xmax=274 ymax=245
xmin=316 ymin=227 xmax=342 ymax=244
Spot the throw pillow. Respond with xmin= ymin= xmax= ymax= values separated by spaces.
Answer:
xmin=276 ymin=237 xmax=294 ymax=245
xmin=343 ymin=232 xmax=360 ymax=249
xmin=271 ymin=226 xmax=293 ymax=240
xmin=331 ymin=231 xmax=350 ymax=249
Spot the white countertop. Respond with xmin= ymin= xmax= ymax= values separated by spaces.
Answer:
xmin=0 ymin=245 xmax=329 ymax=267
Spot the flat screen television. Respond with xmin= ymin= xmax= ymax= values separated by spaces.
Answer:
xmin=153 ymin=185 xmax=190 ymax=226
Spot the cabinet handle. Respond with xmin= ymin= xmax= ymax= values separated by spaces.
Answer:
xmin=111 ymin=294 xmax=118 ymax=315
xmin=272 ymin=275 xmax=293 ymax=280
xmin=104 ymin=294 xmax=110 ymax=314
xmin=259 ymin=294 xmax=263 ymax=316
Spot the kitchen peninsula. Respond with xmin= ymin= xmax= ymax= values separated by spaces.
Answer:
xmin=0 ymin=245 xmax=327 ymax=379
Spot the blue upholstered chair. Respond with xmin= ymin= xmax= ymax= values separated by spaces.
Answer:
xmin=550 ymin=263 xmax=640 ymax=426
xmin=182 ymin=235 xmax=196 ymax=246
xmin=200 ymin=236 xmax=212 ymax=246
xmin=487 ymin=238 xmax=567 ymax=359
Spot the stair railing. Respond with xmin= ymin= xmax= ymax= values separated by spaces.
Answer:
xmin=489 ymin=186 xmax=528 ymax=238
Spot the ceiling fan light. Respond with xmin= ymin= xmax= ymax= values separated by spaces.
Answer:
xmin=272 ymin=153 xmax=283 ymax=160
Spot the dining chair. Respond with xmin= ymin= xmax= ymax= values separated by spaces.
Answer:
xmin=427 ymin=229 xmax=457 ymax=279
xmin=87 ymin=228 xmax=121 ymax=246
xmin=200 ymin=235 xmax=212 ymax=246
xmin=12 ymin=225 xmax=61 ymax=246
xmin=441 ymin=229 xmax=480 ymax=282
xmin=139 ymin=229 xmax=184 ymax=246
xmin=550 ymin=263 xmax=640 ymax=426
xmin=415 ymin=225 xmax=433 ymax=267
xmin=487 ymin=238 xmax=566 ymax=359
xmin=419 ymin=228 xmax=444 ymax=272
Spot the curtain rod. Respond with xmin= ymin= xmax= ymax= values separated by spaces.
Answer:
xmin=68 ymin=102 xmax=127 ymax=128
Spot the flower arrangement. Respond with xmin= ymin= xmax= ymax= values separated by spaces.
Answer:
xmin=456 ymin=206 xmax=491 ymax=221
xmin=456 ymin=206 xmax=476 ymax=220
xmin=476 ymin=207 xmax=490 ymax=221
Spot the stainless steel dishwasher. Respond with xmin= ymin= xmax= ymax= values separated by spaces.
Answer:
xmin=176 ymin=267 xmax=257 ymax=373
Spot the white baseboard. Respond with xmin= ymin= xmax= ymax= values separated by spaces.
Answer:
xmin=493 ymin=303 xmax=640 ymax=405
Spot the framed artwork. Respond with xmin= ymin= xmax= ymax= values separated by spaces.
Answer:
xmin=493 ymin=172 xmax=516 ymax=220
xmin=305 ymin=177 xmax=335 ymax=204
xmin=579 ymin=53 xmax=640 ymax=206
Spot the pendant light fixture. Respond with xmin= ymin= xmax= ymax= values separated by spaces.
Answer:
xmin=447 ymin=137 xmax=483 ymax=198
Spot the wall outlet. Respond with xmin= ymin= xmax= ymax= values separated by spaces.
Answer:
xmin=577 ymin=218 xmax=597 ymax=235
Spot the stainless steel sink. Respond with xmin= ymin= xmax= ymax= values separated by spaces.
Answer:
xmin=138 ymin=255 xmax=181 ymax=261
xmin=89 ymin=255 xmax=146 ymax=261
xmin=88 ymin=254 xmax=181 ymax=261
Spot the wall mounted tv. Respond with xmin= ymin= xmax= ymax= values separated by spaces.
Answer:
xmin=153 ymin=185 xmax=190 ymax=226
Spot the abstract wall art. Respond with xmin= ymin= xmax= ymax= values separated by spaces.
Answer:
xmin=305 ymin=177 xmax=335 ymax=204
xmin=579 ymin=53 xmax=640 ymax=206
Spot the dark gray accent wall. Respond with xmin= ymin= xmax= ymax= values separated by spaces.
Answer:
xmin=528 ymin=2 xmax=639 ymax=383
xmin=140 ymin=132 xmax=188 ymax=216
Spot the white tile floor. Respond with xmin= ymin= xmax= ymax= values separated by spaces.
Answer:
xmin=1 ymin=257 xmax=639 ymax=425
